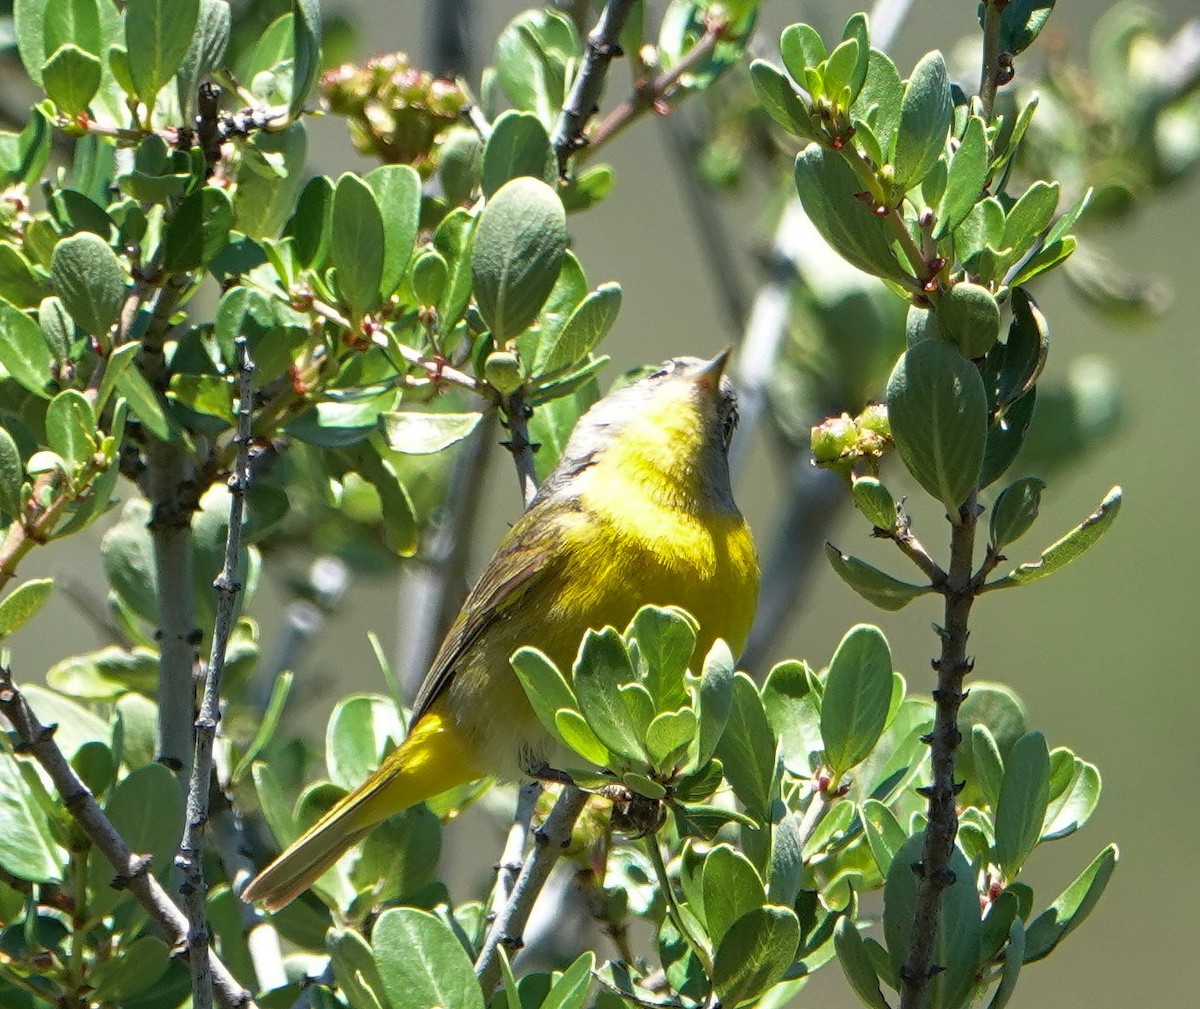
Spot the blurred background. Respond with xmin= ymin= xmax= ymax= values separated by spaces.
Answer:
xmin=10 ymin=0 xmax=1200 ymax=1006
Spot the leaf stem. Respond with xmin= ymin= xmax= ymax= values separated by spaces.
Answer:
xmin=643 ymin=833 xmax=714 ymax=975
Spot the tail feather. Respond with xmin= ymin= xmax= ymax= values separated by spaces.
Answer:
xmin=243 ymin=708 xmax=481 ymax=911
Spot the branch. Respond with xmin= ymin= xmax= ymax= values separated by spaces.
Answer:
xmin=500 ymin=390 xmax=539 ymax=508
xmin=489 ymin=781 xmax=543 ymax=911
xmin=551 ymin=0 xmax=639 ymax=173
xmin=979 ymin=1 xmax=1004 ymax=124
xmin=584 ymin=13 xmax=727 ymax=159
xmin=899 ymin=493 xmax=978 ymax=1009
xmin=178 ymin=340 xmax=255 ymax=1009
xmin=0 ymin=666 xmax=255 ymax=1009
xmin=475 ymin=785 xmax=590 ymax=993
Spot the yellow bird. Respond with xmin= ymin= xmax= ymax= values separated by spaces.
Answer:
xmin=243 ymin=351 xmax=759 ymax=910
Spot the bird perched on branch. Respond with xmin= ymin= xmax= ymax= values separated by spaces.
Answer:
xmin=243 ymin=350 xmax=759 ymax=910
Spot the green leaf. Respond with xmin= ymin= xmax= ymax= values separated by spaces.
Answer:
xmin=1002 ymin=181 xmax=1060 ymax=263
xmin=125 ymin=0 xmax=200 ymax=108
xmin=43 ymin=43 xmax=102 ymax=115
xmin=473 ymin=177 xmax=568 ymax=341
xmin=0 ymin=301 xmax=55 ymax=397
xmin=695 ymin=640 xmax=734 ymax=768
xmin=970 ymin=724 xmax=1005 ymax=808
xmin=89 ymin=762 xmax=184 ymax=914
xmin=331 ymin=173 xmax=385 ymax=315
xmin=542 ymin=951 xmax=595 ymax=1009
xmin=894 ymin=51 xmax=952 ymax=190
xmin=852 ymin=49 xmax=904 ymax=157
xmin=1023 ymin=845 xmax=1117 ymax=962
xmin=325 ymin=694 xmax=404 ymax=791
xmin=988 ymin=918 xmax=1025 ymax=1009
xmin=749 ymin=60 xmax=818 ymax=140
xmin=231 ymin=671 xmax=293 ymax=784
xmin=365 ymin=164 xmax=421 ymax=301
xmin=510 ymin=646 xmax=578 ymax=750
xmin=51 ymin=231 xmax=125 ymax=336
xmin=44 ymin=0 xmax=102 ymax=59
xmin=1009 ymin=235 xmax=1077 ymax=287
xmin=290 ymin=0 xmax=322 ymax=119
xmin=355 ymin=804 xmax=442 ymax=902
xmin=0 ymin=241 xmax=49 ymax=308
xmin=995 ymin=731 xmax=1051 ymax=879
xmin=886 ymin=338 xmax=988 ymax=516
xmin=90 ymin=935 xmax=170 ymax=1001
xmin=481 ymin=110 xmax=556 ymax=198
xmin=934 ymin=115 xmax=987 ymax=239
xmin=0 ymin=748 xmax=63 ymax=883
xmin=713 ymin=672 xmax=775 ymax=822
xmin=574 ymin=627 xmax=646 ymax=763
xmin=175 ymin=0 xmax=231 ymax=118
xmin=380 ymin=411 xmax=482 ymax=455
xmin=825 ymin=544 xmax=933 ymax=610
xmin=47 ymin=646 xmax=158 ymax=701
xmin=329 ymin=927 xmax=389 ymax=1009
xmin=779 ymin=23 xmax=826 ymax=81
xmin=793 ymin=146 xmax=909 ymax=284
xmin=988 ymin=0 xmax=1057 ymax=57
xmin=821 ymin=624 xmax=893 ymax=778
xmin=834 ymin=917 xmax=890 ymax=1009
xmin=284 ymin=175 xmax=333 ymax=269
xmin=936 ymin=281 xmax=1001 ymax=359
xmin=702 ymin=845 xmax=766 ymax=949
xmin=0 ymin=578 xmax=53 ymax=640
xmin=555 ymin=709 xmax=610 ymax=767
xmin=533 ymin=283 xmax=621 ymax=376
xmin=233 ymin=123 xmax=308 ymax=240
xmin=645 ymin=709 xmax=696 ymax=774
xmin=989 ymin=476 xmax=1045 ymax=549
xmin=824 ymin=38 xmax=864 ymax=109
xmin=116 ymin=365 xmax=171 ymax=440
xmin=0 ymin=105 xmax=52 ymax=188
xmin=39 ymin=295 xmax=74 ymax=363
xmin=628 ymin=605 xmax=696 ymax=712
xmin=884 ymin=833 xmax=981 ymax=1009
xmin=992 ymin=486 xmax=1121 ymax=587
xmin=1042 ymin=758 xmax=1101 ymax=840
xmin=161 ymin=186 xmax=233 ymax=273
xmin=493 ymin=9 xmax=579 ymax=129
xmin=45 ymin=389 xmax=95 ymax=468
xmin=860 ymin=799 xmax=907 ymax=877
xmin=850 ymin=476 xmax=897 ymax=530
xmin=711 ymin=906 xmax=801 ymax=1007
xmin=372 ymin=906 xmax=485 ymax=1009
xmin=0 ymin=425 xmax=22 ymax=520
xmin=438 ymin=126 xmax=483 ymax=206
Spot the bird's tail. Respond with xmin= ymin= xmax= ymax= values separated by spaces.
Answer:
xmin=242 ymin=708 xmax=480 ymax=911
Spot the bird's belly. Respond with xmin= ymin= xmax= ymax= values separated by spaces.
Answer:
xmin=444 ymin=504 xmax=758 ymax=780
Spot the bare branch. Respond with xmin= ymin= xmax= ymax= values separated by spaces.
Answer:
xmin=178 ymin=339 xmax=256 ymax=1008
xmin=0 ymin=666 xmax=256 ymax=1009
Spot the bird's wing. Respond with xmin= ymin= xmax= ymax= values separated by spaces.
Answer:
xmin=410 ymin=496 xmax=575 ymax=722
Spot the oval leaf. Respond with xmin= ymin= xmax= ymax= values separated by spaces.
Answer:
xmin=994 ymin=730 xmax=1050 ymax=878
xmin=51 ymin=231 xmax=126 ymax=336
xmin=380 ymin=411 xmax=482 ymax=455
xmin=373 ymin=906 xmax=485 ymax=1009
xmin=331 ymin=172 xmax=385 ymax=315
xmin=711 ymin=906 xmax=801 ymax=1007
xmin=886 ymin=339 xmax=989 ymax=516
xmin=473 ymin=177 xmax=568 ymax=341
xmin=825 ymin=544 xmax=933 ymax=610
xmin=820 ymin=624 xmax=893 ymax=777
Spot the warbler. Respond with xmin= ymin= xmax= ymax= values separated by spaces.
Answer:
xmin=243 ymin=350 xmax=759 ymax=910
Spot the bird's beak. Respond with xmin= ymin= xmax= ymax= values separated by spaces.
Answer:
xmin=693 ymin=347 xmax=732 ymax=391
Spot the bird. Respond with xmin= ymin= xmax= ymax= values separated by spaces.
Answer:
xmin=242 ymin=350 xmax=760 ymax=910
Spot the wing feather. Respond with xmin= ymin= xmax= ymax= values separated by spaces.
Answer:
xmin=410 ymin=497 xmax=575 ymax=720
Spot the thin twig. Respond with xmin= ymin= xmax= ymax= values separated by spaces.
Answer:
xmin=551 ymin=0 xmax=639 ymax=173
xmin=490 ymin=781 xmax=543 ymax=911
xmin=979 ymin=1 xmax=1004 ymax=124
xmin=898 ymin=493 xmax=978 ymax=1009
xmin=0 ymin=666 xmax=255 ymax=1009
xmin=500 ymin=391 xmax=539 ymax=508
xmin=584 ymin=13 xmax=727 ymax=158
xmin=178 ymin=339 xmax=256 ymax=1009
xmin=880 ymin=512 xmax=947 ymax=587
xmin=475 ymin=785 xmax=590 ymax=993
